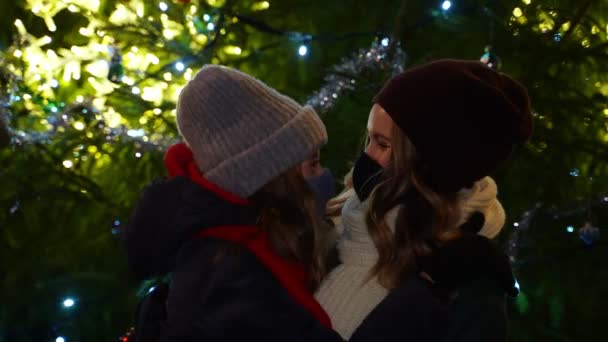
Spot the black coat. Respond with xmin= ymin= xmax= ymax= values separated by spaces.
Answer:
xmin=350 ymin=276 xmax=512 ymax=342
xmin=351 ymin=232 xmax=518 ymax=342
xmin=125 ymin=176 xmax=517 ymax=342
xmin=124 ymin=176 xmax=342 ymax=342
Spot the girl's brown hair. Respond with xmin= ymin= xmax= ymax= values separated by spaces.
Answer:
xmin=249 ymin=166 xmax=331 ymax=290
xmin=328 ymin=125 xmax=463 ymax=289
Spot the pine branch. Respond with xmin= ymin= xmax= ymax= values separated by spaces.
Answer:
xmin=560 ymin=0 xmax=597 ymax=42
xmin=0 ymin=111 xmax=8 ymax=148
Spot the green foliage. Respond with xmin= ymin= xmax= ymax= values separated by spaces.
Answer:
xmin=2 ymin=0 xmax=608 ymax=341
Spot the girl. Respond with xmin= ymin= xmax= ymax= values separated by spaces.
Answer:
xmin=124 ymin=65 xmax=342 ymax=341
xmin=316 ymin=59 xmax=532 ymax=341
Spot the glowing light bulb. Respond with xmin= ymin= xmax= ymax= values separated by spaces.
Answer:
xmin=513 ymin=7 xmax=523 ymax=18
xmin=63 ymin=298 xmax=75 ymax=308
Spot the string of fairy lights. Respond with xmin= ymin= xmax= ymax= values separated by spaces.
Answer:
xmin=1 ymin=1 xmax=607 ymax=341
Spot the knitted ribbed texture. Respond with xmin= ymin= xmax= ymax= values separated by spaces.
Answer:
xmin=315 ymin=195 xmax=397 ymax=339
xmin=457 ymin=177 xmax=506 ymax=239
xmin=176 ymin=65 xmax=327 ymax=198
xmin=316 ymin=177 xmax=506 ymax=339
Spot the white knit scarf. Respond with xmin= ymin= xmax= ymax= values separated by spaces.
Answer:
xmin=315 ymin=176 xmax=505 ymax=339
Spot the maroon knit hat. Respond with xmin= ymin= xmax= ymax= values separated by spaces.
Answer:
xmin=374 ymin=59 xmax=533 ymax=193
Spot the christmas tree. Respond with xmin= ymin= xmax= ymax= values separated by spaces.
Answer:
xmin=1 ymin=0 xmax=608 ymax=341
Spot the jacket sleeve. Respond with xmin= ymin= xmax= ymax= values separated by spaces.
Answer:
xmin=349 ymin=277 xmax=448 ymax=342
xmin=160 ymin=238 xmax=343 ymax=342
xmin=350 ymin=277 xmax=508 ymax=342
xmin=440 ymin=278 xmax=509 ymax=342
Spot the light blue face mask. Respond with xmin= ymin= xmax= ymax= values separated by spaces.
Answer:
xmin=307 ymin=168 xmax=335 ymax=217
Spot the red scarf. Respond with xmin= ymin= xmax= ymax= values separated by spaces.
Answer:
xmin=164 ymin=143 xmax=332 ymax=328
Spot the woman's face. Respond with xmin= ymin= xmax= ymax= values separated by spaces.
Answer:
xmin=365 ymin=104 xmax=395 ymax=169
xmin=299 ymin=150 xmax=322 ymax=179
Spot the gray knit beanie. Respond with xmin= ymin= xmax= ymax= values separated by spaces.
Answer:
xmin=176 ymin=65 xmax=327 ymax=198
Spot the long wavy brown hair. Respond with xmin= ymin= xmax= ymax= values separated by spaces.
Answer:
xmin=327 ymin=125 xmax=463 ymax=289
xmin=249 ymin=166 xmax=331 ymax=290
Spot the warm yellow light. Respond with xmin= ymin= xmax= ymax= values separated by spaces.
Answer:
xmin=74 ymin=122 xmax=86 ymax=130
xmin=79 ymin=27 xmax=92 ymax=36
xmin=184 ymin=68 xmax=193 ymax=81
xmin=146 ymin=53 xmax=160 ymax=65
xmin=14 ymin=19 xmax=26 ymax=35
xmin=591 ymin=25 xmax=600 ymax=34
xmin=174 ymin=86 xmax=184 ymax=101
xmin=45 ymin=18 xmax=57 ymax=32
xmin=163 ymin=72 xmax=173 ymax=81
xmin=163 ymin=29 xmax=176 ymax=39
xmin=47 ymin=49 xmax=58 ymax=58
xmin=153 ymin=108 xmax=162 ymax=115
xmin=63 ymin=160 xmax=74 ymax=168
xmin=517 ymin=16 xmax=527 ymax=25
xmin=141 ymin=87 xmax=163 ymax=103
xmin=122 ymin=76 xmax=135 ymax=86
xmin=561 ymin=21 xmax=571 ymax=31
xmin=63 ymin=61 xmax=81 ymax=81
xmin=582 ymin=39 xmax=590 ymax=48
xmin=252 ymin=1 xmax=270 ymax=11
xmin=136 ymin=7 xmax=144 ymax=17
xmin=522 ymin=0 xmax=531 ymax=5
xmin=207 ymin=0 xmax=225 ymax=7
xmin=76 ymin=95 xmax=84 ymax=103
xmin=513 ymin=8 xmax=523 ymax=18
xmin=224 ymin=46 xmax=242 ymax=55
xmin=539 ymin=22 xmax=553 ymax=32
xmin=603 ymin=109 xmax=608 ymax=116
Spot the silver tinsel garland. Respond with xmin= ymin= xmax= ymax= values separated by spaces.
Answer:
xmin=3 ymin=39 xmax=406 ymax=149
xmin=306 ymin=39 xmax=406 ymax=112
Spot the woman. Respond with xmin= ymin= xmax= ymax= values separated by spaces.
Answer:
xmin=124 ymin=65 xmax=342 ymax=341
xmin=316 ymin=59 xmax=532 ymax=341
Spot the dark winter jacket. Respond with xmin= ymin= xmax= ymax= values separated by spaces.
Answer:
xmin=350 ymin=231 xmax=519 ymax=342
xmin=124 ymin=145 xmax=517 ymax=342
xmin=123 ymin=144 xmax=342 ymax=342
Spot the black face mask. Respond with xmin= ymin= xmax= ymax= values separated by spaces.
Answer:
xmin=307 ymin=168 xmax=335 ymax=217
xmin=352 ymin=152 xmax=384 ymax=202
